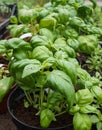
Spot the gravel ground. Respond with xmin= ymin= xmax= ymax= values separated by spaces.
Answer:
xmin=0 ymin=112 xmax=17 ymax=130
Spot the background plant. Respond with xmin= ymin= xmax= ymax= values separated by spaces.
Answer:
xmin=86 ymin=45 xmax=102 ymax=76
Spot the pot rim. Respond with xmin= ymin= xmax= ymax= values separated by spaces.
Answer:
xmin=7 ymin=87 xmax=73 ymax=130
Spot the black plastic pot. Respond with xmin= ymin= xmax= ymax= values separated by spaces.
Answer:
xmin=0 ymin=3 xmax=18 ymax=39
xmin=7 ymin=87 xmax=73 ymax=130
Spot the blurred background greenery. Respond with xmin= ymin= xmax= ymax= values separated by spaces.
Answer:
xmin=0 ymin=0 xmax=49 ymax=8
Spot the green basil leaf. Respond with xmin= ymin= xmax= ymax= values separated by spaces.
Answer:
xmin=6 ymin=38 xmax=32 ymax=50
xmin=96 ymin=122 xmax=102 ymax=130
xmin=19 ymin=9 xmax=38 ymax=24
xmin=69 ymin=17 xmax=85 ymax=27
xmin=22 ymin=63 xmax=41 ymax=78
xmin=80 ymin=104 xmax=100 ymax=115
xmin=73 ymin=113 xmax=92 ymax=130
xmin=30 ymin=35 xmax=50 ymax=48
xmin=61 ymin=46 xmax=76 ymax=58
xmin=69 ymin=104 xmax=80 ymax=114
xmin=9 ymin=59 xmax=41 ymax=70
xmin=77 ymin=68 xmax=90 ymax=81
xmin=39 ymin=16 xmax=57 ymax=30
xmin=90 ymin=115 xmax=99 ymax=123
xmin=67 ymin=39 xmax=80 ymax=51
xmin=78 ymin=35 xmax=98 ymax=54
xmin=47 ymin=70 xmax=75 ymax=108
xmin=0 ymin=40 xmax=7 ymax=54
xmin=42 ymin=57 xmax=56 ymax=69
xmin=55 ymin=7 xmax=70 ymax=24
xmin=8 ymin=24 xmax=30 ymax=37
xmin=32 ymin=46 xmax=53 ymax=61
xmin=76 ymin=89 xmax=93 ymax=105
xmin=13 ymin=49 xmax=29 ymax=60
xmin=53 ymin=37 xmax=66 ymax=50
xmin=40 ymin=109 xmax=55 ymax=128
xmin=77 ymin=5 xmax=93 ymax=18
xmin=39 ymin=28 xmax=55 ymax=42
xmin=0 ymin=76 xmax=14 ymax=102
xmin=48 ymin=92 xmax=63 ymax=105
xmin=57 ymin=59 xmax=77 ymax=85
xmin=91 ymin=86 xmax=102 ymax=104
xmin=64 ymin=27 xmax=78 ymax=38
xmin=54 ymin=50 xmax=69 ymax=60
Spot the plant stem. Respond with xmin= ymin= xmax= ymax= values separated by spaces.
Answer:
xmin=55 ymin=110 xmax=67 ymax=117
xmin=24 ymin=91 xmax=33 ymax=105
xmin=40 ymin=87 xmax=44 ymax=112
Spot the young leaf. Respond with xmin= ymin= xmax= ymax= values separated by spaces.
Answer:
xmin=48 ymin=91 xmax=63 ymax=105
xmin=40 ymin=109 xmax=55 ymax=128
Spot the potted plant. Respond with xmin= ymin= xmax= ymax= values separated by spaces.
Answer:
xmin=4 ymin=31 xmax=102 ymax=130
xmin=0 ymin=0 xmax=102 ymax=129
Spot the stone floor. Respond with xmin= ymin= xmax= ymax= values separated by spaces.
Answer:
xmin=0 ymin=112 xmax=17 ymax=130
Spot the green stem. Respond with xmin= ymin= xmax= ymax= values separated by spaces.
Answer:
xmin=40 ymin=87 xmax=44 ymax=112
xmin=47 ymin=87 xmax=51 ymax=106
xmin=24 ymin=91 xmax=33 ymax=105
xmin=55 ymin=110 xmax=67 ymax=117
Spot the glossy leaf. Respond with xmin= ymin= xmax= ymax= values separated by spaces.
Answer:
xmin=5 ymin=38 xmax=32 ymax=50
xmin=22 ymin=63 xmax=41 ymax=78
xmin=57 ymin=59 xmax=77 ymax=85
xmin=47 ymin=70 xmax=75 ymax=108
xmin=30 ymin=35 xmax=50 ymax=48
xmin=32 ymin=46 xmax=53 ymax=61
xmin=39 ymin=28 xmax=55 ymax=42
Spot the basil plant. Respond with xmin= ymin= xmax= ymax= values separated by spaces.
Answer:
xmin=0 ymin=0 xmax=102 ymax=129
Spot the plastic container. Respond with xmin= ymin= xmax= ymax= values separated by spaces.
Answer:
xmin=7 ymin=87 xmax=73 ymax=130
xmin=0 ymin=3 xmax=18 ymax=39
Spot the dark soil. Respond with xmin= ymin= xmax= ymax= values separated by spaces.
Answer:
xmin=0 ymin=55 xmax=9 ymax=65
xmin=13 ymin=97 xmax=73 ymax=128
xmin=76 ymin=53 xmax=89 ymax=70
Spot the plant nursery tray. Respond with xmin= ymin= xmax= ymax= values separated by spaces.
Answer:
xmin=0 ymin=3 xmax=18 ymax=39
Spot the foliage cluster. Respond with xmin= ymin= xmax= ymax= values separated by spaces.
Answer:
xmin=0 ymin=0 xmax=102 ymax=130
